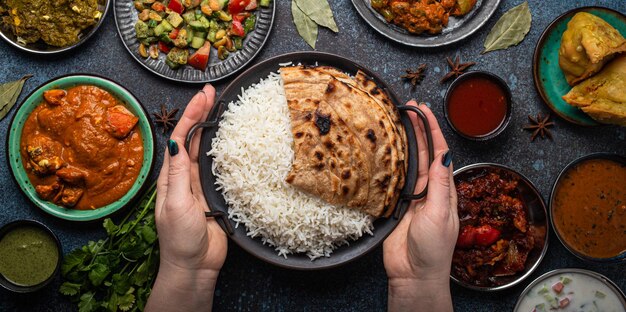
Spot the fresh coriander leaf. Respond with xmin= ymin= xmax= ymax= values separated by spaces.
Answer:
xmin=103 ymin=219 xmax=119 ymax=236
xmin=118 ymin=293 xmax=136 ymax=311
xmin=132 ymin=262 xmax=149 ymax=286
xmin=86 ymin=240 xmax=103 ymax=254
xmin=59 ymin=282 xmax=81 ymax=296
xmin=119 ymin=222 xmax=132 ymax=235
xmin=88 ymin=263 xmax=110 ymax=287
xmin=93 ymin=255 xmax=111 ymax=267
xmin=141 ymin=226 xmax=157 ymax=244
xmin=106 ymin=292 xmax=119 ymax=312
xmin=78 ymin=292 xmax=98 ymax=312
xmin=60 ymin=184 xmax=159 ymax=312
xmin=136 ymin=287 xmax=150 ymax=311
xmin=61 ymin=249 xmax=89 ymax=276
xmin=113 ymin=273 xmax=132 ymax=295
xmin=65 ymin=270 xmax=87 ymax=283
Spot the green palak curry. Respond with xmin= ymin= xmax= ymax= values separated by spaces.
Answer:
xmin=0 ymin=0 xmax=101 ymax=47
xmin=0 ymin=226 xmax=59 ymax=286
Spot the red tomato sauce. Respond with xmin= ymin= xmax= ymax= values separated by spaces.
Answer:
xmin=447 ymin=76 xmax=508 ymax=137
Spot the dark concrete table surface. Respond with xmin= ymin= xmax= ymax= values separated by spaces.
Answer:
xmin=1 ymin=0 xmax=624 ymax=311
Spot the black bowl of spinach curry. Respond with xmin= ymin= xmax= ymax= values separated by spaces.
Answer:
xmin=0 ymin=219 xmax=62 ymax=293
xmin=0 ymin=0 xmax=109 ymax=54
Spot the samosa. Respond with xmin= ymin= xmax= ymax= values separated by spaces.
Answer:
xmin=562 ymin=55 xmax=626 ymax=126
xmin=559 ymin=12 xmax=626 ymax=86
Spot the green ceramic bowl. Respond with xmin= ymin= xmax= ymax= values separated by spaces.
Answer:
xmin=533 ymin=7 xmax=626 ymax=126
xmin=6 ymin=74 xmax=155 ymax=221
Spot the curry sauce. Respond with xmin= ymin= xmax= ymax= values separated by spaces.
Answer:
xmin=20 ymin=85 xmax=143 ymax=210
xmin=553 ymin=158 xmax=626 ymax=259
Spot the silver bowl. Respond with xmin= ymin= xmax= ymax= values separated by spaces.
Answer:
xmin=0 ymin=0 xmax=110 ymax=54
xmin=451 ymin=163 xmax=549 ymax=291
xmin=513 ymin=268 xmax=626 ymax=311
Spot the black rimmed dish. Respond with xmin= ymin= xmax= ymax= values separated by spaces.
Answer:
xmin=443 ymin=71 xmax=512 ymax=141
xmin=351 ymin=0 xmax=500 ymax=48
xmin=0 ymin=0 xmax=110 ymax=54
xmin=513 ymin=269 xmax=626 ymax=312
xmin=113 ymin=0 xmax=275 ymax=83
xmin=186 ymin=51 xmax=434 ymax=270
xmin=549 ymin=153 xmax=626 ymax=263
xmin=451 ymin=163 xmax=549 ymax=291
xmin=532 ymin=6 xmax=626 ymax=127
xmin=0 ymin=220 xmax=62 ymax=293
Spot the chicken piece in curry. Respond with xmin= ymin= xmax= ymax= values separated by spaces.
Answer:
xmin=20 ymin=85 xmax=143 ymax=209
xmin=371 ymin=0 xmax=477 ymax=35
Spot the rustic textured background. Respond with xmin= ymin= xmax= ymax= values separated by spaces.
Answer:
xmin=1 ymin=0 xmax=624 ymax=311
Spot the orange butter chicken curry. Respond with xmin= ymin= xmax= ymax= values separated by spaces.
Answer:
xmin=20 ymin=85 xmax=143 ymax=210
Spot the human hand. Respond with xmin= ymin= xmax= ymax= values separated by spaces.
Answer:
xmin=146 ymin=85 xmax=227 ymax=312
xmin=383 ymin=101 xmax=459 ymax=312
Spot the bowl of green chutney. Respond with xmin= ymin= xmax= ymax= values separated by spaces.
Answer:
xmin=0 ymin=219 xmax=62 ymax=293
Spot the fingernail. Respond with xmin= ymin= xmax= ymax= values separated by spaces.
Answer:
xmin=442 ymin=150 xmax=453 ymax=167
xmin=410 ymin=98 xmax=417 ymax=103
xmin=168 ymin=139 xmax=179 ymax=156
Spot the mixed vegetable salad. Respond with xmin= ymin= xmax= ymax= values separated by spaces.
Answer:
xmin=133 ymin=0 xmax=269 ymax=71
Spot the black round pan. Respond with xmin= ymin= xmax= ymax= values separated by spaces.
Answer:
xmin=187 ymin=51 xmax=433 ymax=270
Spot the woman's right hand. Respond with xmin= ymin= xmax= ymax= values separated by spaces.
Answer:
xmin=383 ymin=101 xmax=459 ymax=312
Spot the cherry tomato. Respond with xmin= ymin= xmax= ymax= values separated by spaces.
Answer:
xmin=474 ymin=225 xmax=501 ymax=246
xmin=230 ymin=20 xmax=245 ymax=37
xmin=228 ymin=0 xmax=250 ymax=15
xmin=167 ymin=0 xmax=184 ymax=14
xmin=456 ymin=226 xmax=476 ymax=248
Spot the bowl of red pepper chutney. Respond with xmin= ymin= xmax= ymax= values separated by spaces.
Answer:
xmin=444 ymin=71 xmax=512 ymax=140
xmin=451 ymin=164 xmax=549 ymax=291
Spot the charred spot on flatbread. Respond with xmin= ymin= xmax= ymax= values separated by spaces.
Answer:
xmin=315 ymin=111 xmax=331 ymax=135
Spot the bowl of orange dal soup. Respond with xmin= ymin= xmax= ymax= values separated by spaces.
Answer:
xmin=549 ymin=153 xmax=626 ymax=262
xmin=7 ymin=74 xmax=155 ymax=221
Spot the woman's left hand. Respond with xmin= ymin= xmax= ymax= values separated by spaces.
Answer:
xmin=146 ymin=85 xmax=227 ymax=312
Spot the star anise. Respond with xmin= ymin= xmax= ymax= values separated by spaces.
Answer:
xmin=153 ymin=104 xmax=179 ymax=134
xmin=401 ymin=64 xmax=427 ymax=89
xmin=440 ymin=56 xmax=476 ymax=83
xmin=523 ymin=113 xmax=555 ymax=141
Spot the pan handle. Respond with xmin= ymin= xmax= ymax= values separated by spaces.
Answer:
xmin=184 ymin=100 xmax=225 ymax=151
xmin=184 ymin=101 xmax=235 ymax=236
xmin=396 ymin=105 xmax=435 ymax=217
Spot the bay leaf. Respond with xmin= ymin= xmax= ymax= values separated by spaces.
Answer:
xmin=0 ymin=74 xmax=33 ymax=121
xmin=482 ymin=1 xmax=532 ymax=54
xmin=293 ymin=0 xmax=338 ymax=33
xmin=292 ymin=0 xmax=318 ymax=49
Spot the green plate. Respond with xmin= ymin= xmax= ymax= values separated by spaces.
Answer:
xmin=532 ymin=7 xmax=626 ymax=126
xmin=7 ymin=74 xmax=155 ymax=221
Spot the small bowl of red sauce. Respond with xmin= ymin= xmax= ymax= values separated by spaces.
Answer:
xmin=444 ymin=71 xmax=512 ymax=141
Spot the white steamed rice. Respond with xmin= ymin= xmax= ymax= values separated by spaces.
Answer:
xmin=208 ymin=72 xmax=374 ymax=260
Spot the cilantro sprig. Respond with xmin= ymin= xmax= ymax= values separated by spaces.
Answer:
xmin=60 ymin=183 xmax=159 ymax=312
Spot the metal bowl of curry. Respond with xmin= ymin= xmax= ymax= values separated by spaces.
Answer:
xmin=6 ymin=74 xmax=155 ymax=221
xmin=451 ymin=163 xmax=549 ymax=291
xmin=549 ymin=153 xmax=626 ymax=263
xmin=0 ymin=0 xmax=109 ymax=54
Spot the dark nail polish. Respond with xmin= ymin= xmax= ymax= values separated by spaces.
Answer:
xmin=168 ymin=139 xmax=179 ymax=156
xmin=442 ymin=151 xmax=453 ymax=167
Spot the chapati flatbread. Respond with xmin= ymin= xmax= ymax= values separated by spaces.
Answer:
xmin=280 ymin=65 xmax=406 ymax=218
